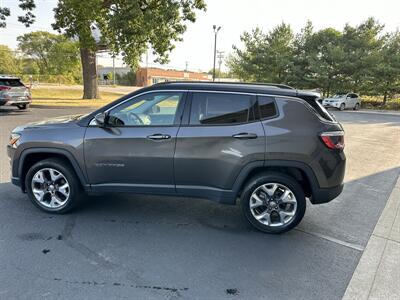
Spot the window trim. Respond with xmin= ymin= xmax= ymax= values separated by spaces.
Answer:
xmin=89 ymin=90 xmax=187 ymax=128
xmin=185 ymin=91 xmax=257 ymax=127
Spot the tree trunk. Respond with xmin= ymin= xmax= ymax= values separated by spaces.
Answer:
xmin=80 ymin=48 xmax=99 ymax=99
xmin=383 ymin=81 xmax=390 ymax=105
xmin=383 ymin=90 xmax=388 ymax=105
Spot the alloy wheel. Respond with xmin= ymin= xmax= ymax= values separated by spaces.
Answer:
xmin=249 ymin=183 xmax=297 ymax=227
xmin=31 ymin=168 xmax=70 ymax=209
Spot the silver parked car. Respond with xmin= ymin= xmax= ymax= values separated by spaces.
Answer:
xmin=322 ymin=93 xmax=361 ymax=111
xmin=0 ymin=76 xmax=32 ymax=110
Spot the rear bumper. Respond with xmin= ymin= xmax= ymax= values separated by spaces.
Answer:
xmin=0 ymin=98 xmax=31 ymax=106
xmin=310 ymin=183 xmax=344 ymax=204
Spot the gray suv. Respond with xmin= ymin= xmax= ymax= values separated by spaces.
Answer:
xmin=0 ymin=76 xmax=32 ymax=109
xmin=7 ymin=82 xmax=346 ymax=234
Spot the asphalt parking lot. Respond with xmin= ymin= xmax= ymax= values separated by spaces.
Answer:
xmin=0 ymin=106 xmax=399 ymax=299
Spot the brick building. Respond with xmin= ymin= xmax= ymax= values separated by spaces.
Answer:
xmin=136 ymin=67 xmax=212 ymax=87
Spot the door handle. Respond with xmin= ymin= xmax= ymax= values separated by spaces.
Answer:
xmin=232 ymin=132 xmax=258 ymax=139
xmin=147 ymin=133 xmax=171 ymax=140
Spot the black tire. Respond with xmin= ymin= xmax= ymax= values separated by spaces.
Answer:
xmin=17 ymin=104 xmax=29 ymax=110
xmin=25 ymin=158 xmax=83 ymax=214
xmin=240 ymin=172 xmax=306 ymax=234
xmin=353 ymin=103 xmax=360 ymax=110
xmin=339 ymin=103 xmax=345 ymax=111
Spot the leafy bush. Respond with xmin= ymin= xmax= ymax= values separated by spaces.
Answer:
xmin=361 ymin=96 xmax=400 ymax=110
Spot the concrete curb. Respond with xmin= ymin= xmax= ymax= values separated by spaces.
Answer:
xmin=343 ymin=174 xmax=400 ymax=300
xmin=341 ymin=110 xmax=400 ymax=116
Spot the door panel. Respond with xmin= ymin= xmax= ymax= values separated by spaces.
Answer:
xmin=84 ymin=126 xmax=178 ymax=187
xmin=84 ymin=91 xmax=185 ymax=193
xmin=174 ymin=92 xmax=265 ymax=193
xmin=175 ymin=123 xmax=265 ymax=190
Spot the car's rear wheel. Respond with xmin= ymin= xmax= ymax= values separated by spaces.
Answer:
xmin=339 ymin=103 xmax=345 ymax=111
xmin=25 ymin=158 xmax=83 ymax=213
xmin=241 ymin=172 xmax=306 ymax=234
xmin=353 ymin=103 xmax=360 ymax=110
xmin=17 ymin=104 xmax=29 ymax=110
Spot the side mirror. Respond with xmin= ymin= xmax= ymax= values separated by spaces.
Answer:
xmin=95 ymin=112 xmax=108 ymax=127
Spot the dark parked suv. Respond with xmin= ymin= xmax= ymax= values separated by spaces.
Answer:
xmin=7 ymin=82 xmax=345 ymax=233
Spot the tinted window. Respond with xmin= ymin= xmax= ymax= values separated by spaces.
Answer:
xmin=258 ymin=96 xmax=277 ymax=119
xmin=190 ymin=92 xmax=253 ymax=125
xmin=0 ymin=79 xmax=23 ymax=87
xmin=302 ymin=96 xmax=336 ymax=122
xmin=107 ymin=92 xmax=183 ymax=126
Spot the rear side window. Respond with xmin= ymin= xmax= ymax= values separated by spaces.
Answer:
xmin=0 ymin=79 xmax=24 ymax=87
xmin=258 ymin=96 xmax=278 ymax=119
xmin=303 ymin=96 xmax=336 ymax=122
xmin=189 ymin=92 xmax=254 ymax=125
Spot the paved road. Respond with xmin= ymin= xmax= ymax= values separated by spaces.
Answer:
xmin=0 ymin=106 xmax=399 ymax=299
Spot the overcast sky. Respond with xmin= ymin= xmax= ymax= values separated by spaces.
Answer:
xmin=1 ymin=0 xmax=400 ymax=72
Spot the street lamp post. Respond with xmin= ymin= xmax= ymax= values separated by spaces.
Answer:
xmin=212 ymin=25 xmax=221 ymax=82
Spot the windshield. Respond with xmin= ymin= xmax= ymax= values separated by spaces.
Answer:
xmin=0 ymin=78 xmax=24 ymax=87
xmin=332 ymin=94 xmax=346 ymax=98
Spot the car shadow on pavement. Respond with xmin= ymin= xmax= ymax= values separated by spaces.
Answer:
xmin=0 ymin=166 xmax=399 ymax=299
xmin=0 ymin=107 xmax=31 ymax=115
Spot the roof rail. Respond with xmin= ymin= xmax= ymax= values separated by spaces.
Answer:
xmin=155 ymin=81 xmax=295 ymax=90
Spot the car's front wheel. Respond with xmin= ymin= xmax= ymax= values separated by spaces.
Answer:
xmin=241 ymin=172 xmax=306 ymax=234
xmin=339 ymin=103 xmax=345 ymax=111
xmin=25 ymin=158 xmax=83 ymax=213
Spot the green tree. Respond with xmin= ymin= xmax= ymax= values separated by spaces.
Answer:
xmin=373 ymin=31 xmax=400 ymax=104
xmin=0 ymin=45 xmax=21 ymax=74
xmin=307 ymin=28 xmax=346 ymax=96
xmin=1 ymin=0 xmax=206 ymax=99
xmin=53 ymin=0 xmax=206 ymax=99
xmin=341 ymin=18 xmax=384 ymax=93
xmin=228 ymin=23 xmax=294 ymax=83
xmin=17 ymin=31 xmax=79 ymax=76
xmin=287 ymin=21 xmax=314 ymax=89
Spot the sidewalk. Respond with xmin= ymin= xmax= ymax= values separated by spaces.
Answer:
xmin=343 ymin=174 xmax=400 ymax=300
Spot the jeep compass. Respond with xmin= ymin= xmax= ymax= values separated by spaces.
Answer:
xmin=7 ymin=82 xmax=346 ymax=234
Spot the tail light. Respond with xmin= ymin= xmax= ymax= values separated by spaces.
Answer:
xmin=0 ymin=86 xmax=11 ymax=91
xmin=320 ymin=131 xmax=345 ymax=150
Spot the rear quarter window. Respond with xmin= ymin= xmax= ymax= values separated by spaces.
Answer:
xmin=303 ymin=96 xmax=336 ymax=122
xmin=258 ymin=96 xmax=278 ymax=119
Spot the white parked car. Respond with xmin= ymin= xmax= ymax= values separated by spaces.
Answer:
xmin=322 ymin=93 xmax=361 ymax=111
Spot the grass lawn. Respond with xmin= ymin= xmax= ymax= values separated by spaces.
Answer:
xmin=31 ymin=88 xmax=122 ymax=108
xmin=362 ymin=96 xmax=400 ymax=110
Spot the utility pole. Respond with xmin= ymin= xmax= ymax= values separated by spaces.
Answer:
xmin=112 ymin=54 xmax=116 ymax=85
xmin=212 ymin=25 xmax=221 ymax=82
xmin=217 ymin=51 xmax=225 ymax=82
xmin=185 ymin=61 xmax=189 ymax=71
xmin=146 ymin=48 xmax=149 ymax=69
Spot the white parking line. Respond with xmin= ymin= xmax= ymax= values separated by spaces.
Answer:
xmin=295 ymin=228 xmax=365 ymax=252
